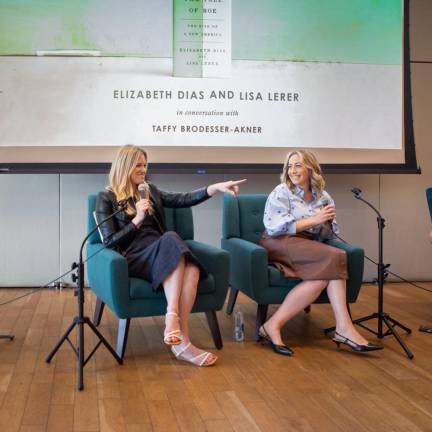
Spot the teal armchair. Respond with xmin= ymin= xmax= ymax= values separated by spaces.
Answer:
xmin=87 ymin=194 xmax=230 ymax=359
xmin=221 ymin=194 xmax=365 ymax=339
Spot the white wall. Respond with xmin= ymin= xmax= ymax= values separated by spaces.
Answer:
xmin=0 ymin=0 xmax=431 ymax=286
xmin=0 ymin=175 xmax=59 ymax=286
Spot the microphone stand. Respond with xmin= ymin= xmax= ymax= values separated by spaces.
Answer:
xmin=350 ymin=188 xmax=413 ymax=359
xmin=46 ymin=205 xmax=124 ymax=390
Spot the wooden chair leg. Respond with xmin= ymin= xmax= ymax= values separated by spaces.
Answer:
xmin=304 ymin=305 xmax=311 ymax=314
xmin=226 ymin=287 xmax=239 ymax=315
xmin=117 ymin=318 xmax=131 ymax=359
xmin=205 ymin=311 xmax=223 ymax=349
xmin=93 ymin=297 xmax=105 ymax=326
xmin=255 ymin=304 xmax=269 ymax=341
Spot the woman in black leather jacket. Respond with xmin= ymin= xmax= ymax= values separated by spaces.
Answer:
xmin=96 ymin=145 xmax=245 ymax=366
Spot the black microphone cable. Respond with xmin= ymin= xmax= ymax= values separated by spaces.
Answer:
xmin=0 ymin=199 xmax=129 ymax=307
xmin=0 ymin=244 xmax=108 ymax=307
xmin=330 ymin=230 xmax=432 ymax=294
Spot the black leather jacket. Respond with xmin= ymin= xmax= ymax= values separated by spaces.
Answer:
xmin=95 ymin=183 xmax=210 ymax=250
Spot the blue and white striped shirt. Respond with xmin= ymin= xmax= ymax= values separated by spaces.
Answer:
xmin=263 ymin=183 xmax=339 ymax=240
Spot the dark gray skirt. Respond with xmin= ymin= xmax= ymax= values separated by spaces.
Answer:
xmin=125 ymin=230 xmax=205 ymax=291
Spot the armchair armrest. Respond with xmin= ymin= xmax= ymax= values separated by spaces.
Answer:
xmin=221 ymin=237 xmax=269 ymax=299
xmin=186 ymin=240 xmax=230 ymax=276
xmin=186 ymin=240 xmax=230 ymax=310
xmin=86 ymin=244 xmax=131 ymax=318
xmin=326 ymin=239 xmax=364 ymax=302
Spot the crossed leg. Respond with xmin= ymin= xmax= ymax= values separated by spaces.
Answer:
xmin=326 ymin=279 xmax=368 ymax=345
xmin=162 ymin=255 xmax=186 ymax=344
xmin=163 ymin=257 xmax=217 ymax=365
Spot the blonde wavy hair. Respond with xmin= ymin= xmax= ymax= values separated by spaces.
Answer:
xmin=280 ymin=150 xmax=325 ymax=197
xmin=109 ymin=145 xmax=150 ymax=215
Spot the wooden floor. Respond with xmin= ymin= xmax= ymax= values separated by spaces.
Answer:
xmin=1 ymin=283 xmax=432 ymax=432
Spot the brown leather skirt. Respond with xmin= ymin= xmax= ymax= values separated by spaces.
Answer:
xmin=259 ymin=232 xmax=348 ymax=280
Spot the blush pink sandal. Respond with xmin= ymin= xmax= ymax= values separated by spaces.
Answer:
xmin=163 ymin=312 xmax=183 ymax=345
xmin=171 ymin=342 xmax=217 ymax=366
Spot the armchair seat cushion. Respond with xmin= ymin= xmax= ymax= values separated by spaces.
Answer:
xmin=129 ymin=274 xmax=215 ymax=300
xmin=267 ymin=265 xmax=300 ymax=288
xmin=267 ymin=265 xmax=330 ymax=303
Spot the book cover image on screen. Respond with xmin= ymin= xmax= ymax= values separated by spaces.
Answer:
xmin=0 ymin=0 xmax=415 ymax=170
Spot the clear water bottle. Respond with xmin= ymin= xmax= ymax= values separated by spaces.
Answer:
xmin=233 ymin=304 xmax=245 ymax=342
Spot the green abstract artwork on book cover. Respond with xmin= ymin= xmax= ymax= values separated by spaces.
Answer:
xmin=0 ymin=0 xmax=402 ymax=65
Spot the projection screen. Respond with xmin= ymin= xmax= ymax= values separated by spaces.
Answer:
xmin=0 ymin=0 xmax=418 ymax=173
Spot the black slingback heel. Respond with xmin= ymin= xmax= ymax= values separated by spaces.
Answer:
xmin=258 ymin=325 xmax=294 ymax=356
xmin=333 ymin=331 xmax=383 ymax=353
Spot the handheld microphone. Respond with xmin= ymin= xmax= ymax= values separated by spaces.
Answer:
xmin=137 ymin=182 xmax=154 ymax=215
xmin=321 ymin=198 xmax=334 ymax=227
xmin=351 ymin=187 xmax=362 ymax=198
xmin=138 ymin=182 xmax=150 ymax=200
